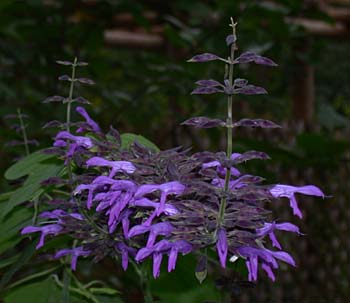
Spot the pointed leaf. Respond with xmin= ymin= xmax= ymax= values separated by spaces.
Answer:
xmin=195 ymin=79 xmax=222 ymax=87
xmin=121 ymin=133 xmax=159 ymax=152
xmin=234 ymin=51 xmax=277 ymax=66
xmin=5 ymin=150 xmax=55 ymax=180
xmin=191 ymin=87 xmax=222 ymax=95
xmin=195 ymin=255 xmax=208 ymax=284
xmin=188 ymin=53 xmax=221 ymax=63
xmin=181 ymin=117 xmax=225 ymax=128
xmin=234 ymin=85 xmax=267 ymax=95
xmin=42 ymin=96 xmax=65 ymax=103
xmin=233 ymin=119 xmax=281 ymax=129
xmin=76 ymin=78 xmax=95 ymax=85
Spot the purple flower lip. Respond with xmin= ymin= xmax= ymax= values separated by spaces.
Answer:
xmin=86 ymin=156 xmax=136 ymax=176
xmin=76 ymin=106 xmax=101 ymax=133
xmin=237 ymin=246 xmax=296 ymax=282
xmin=128 ymin=222 xmax=174 ymax=247
xmin=135 ymin=239 xmax=192 ymax=278
xmin=216 ymin=229 xmax=228 ymax=268
xmin=134 ymin=181 xmax=185 ymax=216
xmin=256 ymin=222 xmax=302 ymax=249
xmin=55 ymin=247 xmax=91 ymax=270
xmin=21 ymin=224 xmax=63 ymax=249
xmin=130 ymin=197 xmax=179 ymax=216
xmin=270 ymin=184 xmax=325 ymax=218
xmin=54 ymin=131 xmax=93 ymax=149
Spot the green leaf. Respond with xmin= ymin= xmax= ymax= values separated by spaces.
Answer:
xmin=151 ymin=254 xmax=221 ymax=303
xmin=1 ymin=163 xmax=62 ymax=219
xmin=4 ymin=150 xmax=55 ymax=180
xmin=89 ymin=287 xmax=120 ymax=295
xmin=0 ymin=241 xmax=37 ymax=290
xmin=7 ymin=266 xmax=60 ymax=289
xmin=195 ymin=255 xmax=207 ymax=284
xmin=0 ymin=192 xmax=14 ymax=202
xmin=0 ymin=255 xmax=19 ymax=270
xmin=121 ymin=133 xmax=160 ymax=152
xmin=3 ymin=277 xmax=63 ymax=303
xmin=0 ymin=205 xmax=32 ymax=255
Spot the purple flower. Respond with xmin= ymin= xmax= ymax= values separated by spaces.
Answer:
xmin=167 ymin=240 xmax=192 ymax=272
xmin=135 ymin=239 xmax=192 ymax=278
xmin=86 ymin=156 xmax=136 ymax=177
xmin=54 ymin=131 xmax=93 ymax=149
xmin=115 ymin=242 xmax=137 ymax=270
xmin=216 ymin=229 xmax=228 ymax=268
xmin=256 ymin=222 xmax=301 ymax=249
xmin=53 ymin=131 xmax=93 ymax=161
xmin=128 ymin=222 xmax=174 ymax=247
xmin=39 ymin=210 xmax=83 ymax=221
xmin=21 ymin=224 xmax=63 ymax=249
xmin=135 ymin=181 xmax=185 ymax=216
xmin=202 ymin=153 xmax=241 ymax=177
xmin=136 ymin=240 xmax=172 ymax=278
xmin=237 ymin=246 xmax=296 ymax=282
xmin=270 ymin=185 xmax=324 ymax=218
xmin=131 ymin=197 xmax=179 ymax=216
xmin=55 ymin=247 xmax=91 ymax=270
xmin=76 ymin=106 xmax=101 ymax=133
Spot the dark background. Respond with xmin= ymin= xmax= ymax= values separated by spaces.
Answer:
xmin=0 ymin=1 xmax=349 ymax=302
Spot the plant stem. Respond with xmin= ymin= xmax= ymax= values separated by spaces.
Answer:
xmin=17 ymin=108 xmax=30 ymax=156
xmin=65 ymin=57 xmax=78 ymax=185
xmin=66 ymin=57 xmax=77 ymax=134
xmin=217 ymin=18 xmax=237 ymax=227
xmin=130 ymin=261 xmax=153 ymax=303
xmin=62 ymin=57 xmax=78 ymax=303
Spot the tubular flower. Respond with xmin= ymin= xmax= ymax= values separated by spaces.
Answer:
xmin=21 ymin=224 xmax=63 ymax=249
xmin=55 ymin=247 xmax=91 ymax=270
xmin=270 ymin=185 xmax=325 ymax=218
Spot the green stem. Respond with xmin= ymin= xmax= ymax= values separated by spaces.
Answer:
xmin=217 ymin=19 xmax=237 ymax=227
xmin=130 ymin=261 xmax=153 ymax=303
xmin=61 ymin=57 xmax=78 ymax=303
xmin=17 ymin=108 xmax=30 ymax=156
xmin=62 ymin=267 xmax=71 ymax=303
xmin=66 ymin=57 xmax=77 ymax=134
xmin=66 ymin=57 xmax=78 ymax=185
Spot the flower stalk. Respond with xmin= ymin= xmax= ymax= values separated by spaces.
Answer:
xmin=17 ymin=108 xmax=30 ymax=156
xmin=65 ymin=57 xmax=78 ymax=185
xmin=217 ymin=18 xmax=237 ymax=227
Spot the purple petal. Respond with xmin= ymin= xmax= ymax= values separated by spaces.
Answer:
xmin=76 ymin=106 xmax=101 ymax=133
xmin=135 ymin=247 xmax=153 ymax=261
xmin=216 ymin=229 xmax=228 ymax=268
xmin=269 ymin=250 xmax=296 ymax=267
xmin=269 ymin=232 xmax=282 ymax=250
xmin=262 ymin=263 xmax=276 ymax=281
xmin=153 ymin=253 xmax=163 ymax=278
xmin=168 ymin=249 xmax=178 ymax=272
xmin=128 ymin=225 xmax=150 ymax=238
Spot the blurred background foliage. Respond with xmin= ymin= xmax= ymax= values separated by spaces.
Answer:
xmin=0 ymin=0 xmax=349 ymax=302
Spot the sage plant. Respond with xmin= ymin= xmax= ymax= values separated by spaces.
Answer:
xmin=20 ymin=19 xmax=324 ymax=291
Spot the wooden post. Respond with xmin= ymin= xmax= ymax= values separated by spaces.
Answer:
xmin=291 ymin=42 xmax=315 ymax=128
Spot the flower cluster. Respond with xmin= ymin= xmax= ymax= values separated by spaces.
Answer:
xmin=21 ymin=21 xmax=324 ymax=283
